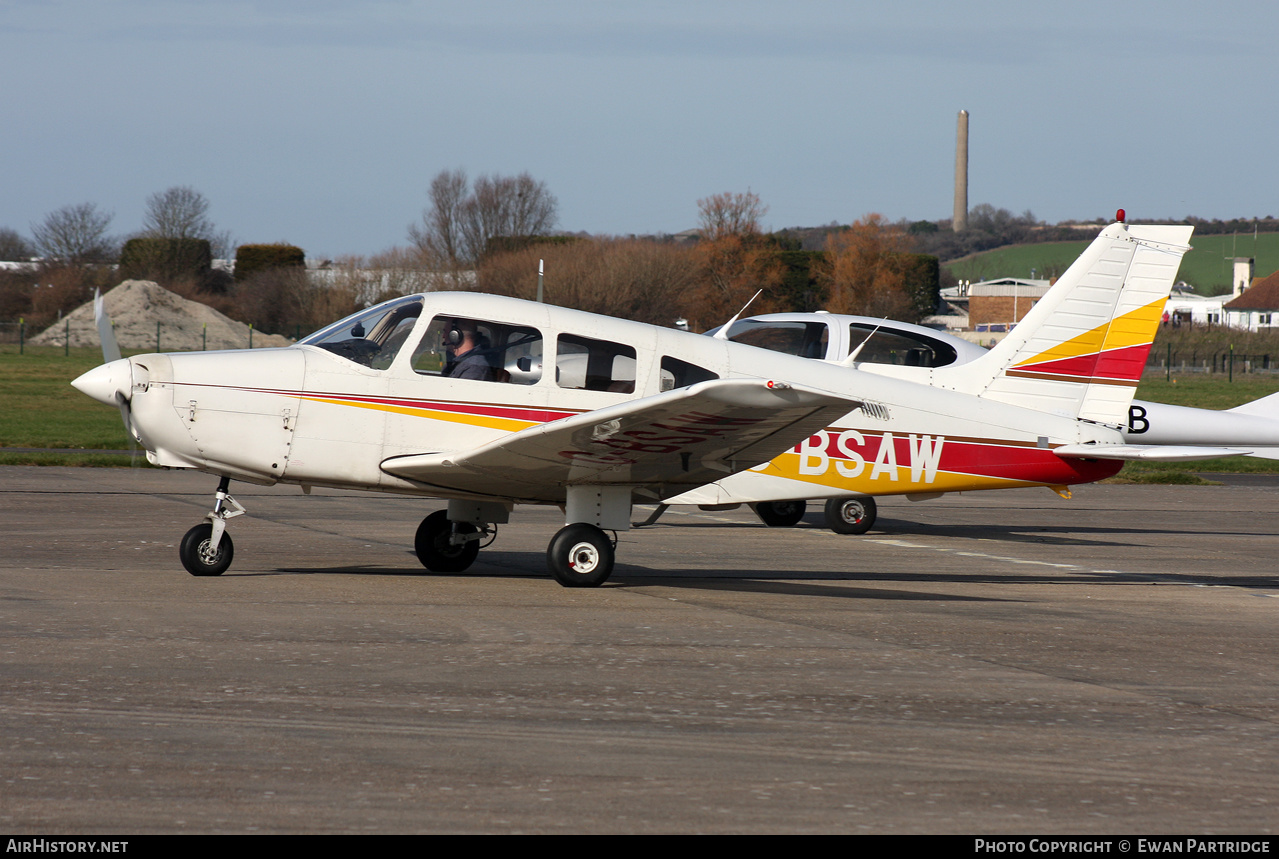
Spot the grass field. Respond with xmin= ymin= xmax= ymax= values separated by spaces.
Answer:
xmin=3 ymin=351 xmax=1277 ymax=484
xmin=945 ymin=232 xmax=1279 ymax=294
xmin=0 ymin=349 xmax=132 ymax=464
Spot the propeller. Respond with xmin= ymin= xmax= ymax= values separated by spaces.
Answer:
xmin=71 ymin=289 xmax=142 ymax=464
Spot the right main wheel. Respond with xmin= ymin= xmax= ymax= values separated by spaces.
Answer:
xmin=415 ymin=510 xmax=479 ymax=573
xmin=823 ymin=496 xmax=876 ymax=535
xmin=547 ymin=523 xmax=614 ymax=588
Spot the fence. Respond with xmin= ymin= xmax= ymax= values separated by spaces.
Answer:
xmin=1145 ymin=345 xmax=1279 ymax=378
xmin=0 ymin=320 xmax=316 ymax=355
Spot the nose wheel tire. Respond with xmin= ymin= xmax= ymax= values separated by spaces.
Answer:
xmin=547 ymin=524 xmax=614 ymax=588
xmin=753 ymin=500 xmax=806 ymax=528
xmin=179 ymin=523 xmax=234 ymax=576
xmin=823 ymin=496 xmax=876 ymax=535
xmin=415 ymin=510 xmax=480 ymax=573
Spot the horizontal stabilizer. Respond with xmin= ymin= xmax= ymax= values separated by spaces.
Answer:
xmin=1228 ymin=391 xmax=1279 ymax=419
xmin=1054 ymin=443 xmax=1249 ymax=461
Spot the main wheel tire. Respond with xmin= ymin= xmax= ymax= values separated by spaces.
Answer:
xmin=415 ymin=510 xmax=479 ymax=573
xmin=547 ymin=523 xmax=614 ymax=588
xmin=754 ymin=499 xmax=807 ymax=527
xmin=824 ymin=496 xmax=876 ymax=535
xmin=179 ymin=523 xmax=234 ymax=577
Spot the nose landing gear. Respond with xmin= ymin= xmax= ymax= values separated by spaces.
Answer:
xmin=179 ymin=476 xmax=244 ymax=577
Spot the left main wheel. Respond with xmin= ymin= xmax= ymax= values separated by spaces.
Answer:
xmin=415 ymin=510 xmax=479 ymax=573
xmin=753 ymin=499 xmax=806 ymax=527
xmin=179 ymin=523 xmax=234 ymax=577
xmin=547 ymin=523 xmax=614 ymax=588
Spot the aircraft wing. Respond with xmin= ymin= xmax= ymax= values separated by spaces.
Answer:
xmin=1054 ymin=443 xmax=1250 ymax=461
xmin=380 ymin=378 xmax=855 ymax=503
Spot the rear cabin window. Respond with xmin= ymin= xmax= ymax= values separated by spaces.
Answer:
xmin=410 ymin=316 xmax=544 ymax=385
xmin=848 ymin=324 xmax=958 ymax=368
xmin=556 ymin=334 xmax=636 ymax=394
xmin=659 ymin=356 xmax=719 ymax=392
xmin=727 ymin=320 xmax=829 ymax=359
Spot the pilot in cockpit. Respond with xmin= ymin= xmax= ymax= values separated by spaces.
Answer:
xmin=442 ymin=319 xmax=496 ymax=381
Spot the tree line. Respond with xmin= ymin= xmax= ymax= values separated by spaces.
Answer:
xmin=2 ymin=174 xmax=945 ymax=336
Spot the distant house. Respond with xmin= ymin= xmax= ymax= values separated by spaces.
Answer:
xmin=964 ymin=277 xmax=1050 ymax=330
xmin=1224 ymin=271 xmax=1279 ymax=331
xmin=1164 ymin=283 xmax=1228 ymax=327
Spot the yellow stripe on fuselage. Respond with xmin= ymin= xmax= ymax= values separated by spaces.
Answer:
xmin=301 ymin=396 xmax=538 ymax=433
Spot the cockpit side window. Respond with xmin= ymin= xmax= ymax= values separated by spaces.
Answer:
xmin=659 ymin=356 xmax=719 ymax=392
xmin=726 ymin=320 xmax=829 ymax=359
xmin=300 ymin=296 xmax=423 ymax=369
xmin=556 ymin=334 xmax=636 ymax=394
xmin=410 ymin=316 xmax=544 ymax=385
xmin=848 ymin=324 xmax=958 ymax=368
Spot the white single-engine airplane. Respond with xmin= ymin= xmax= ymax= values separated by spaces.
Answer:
xmin=676 ymin=229 xmax=1279 ymax=535
xmin=73 ymin=218 xmax=1193 ymax=586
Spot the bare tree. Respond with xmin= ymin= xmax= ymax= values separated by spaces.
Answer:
xmin=142 ymin=186 xmax=213 ymax=239
xmin=0 ymin=227 xmax=33 ymax=261
xmin=140 ymin=185 xmax=234 ymax=257
xmin=408 ymin=168 xmax=468 ymax=267
xmin=697 ymin=190 xmax=767 ymax=241
xmin=30 ymin=203 xmax=116 ymax=263
xmin=478 ymin=238 xmax=693 ymax=325
xmin=409 ymin=169 xmax=559 ymax=267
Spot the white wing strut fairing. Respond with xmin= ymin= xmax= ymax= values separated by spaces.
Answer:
xmin=381 ymin=378 xmax=856 ymax=502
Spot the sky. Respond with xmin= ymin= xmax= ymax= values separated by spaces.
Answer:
xmin=3 ymin=1 xmax=1277 ymax=258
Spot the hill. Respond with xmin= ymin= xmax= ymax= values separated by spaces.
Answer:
xmin=945 ymin=231 xmax=1279 ymax=294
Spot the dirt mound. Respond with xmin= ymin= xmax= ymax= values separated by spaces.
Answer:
xmin=32 ymin=280 xmax=292 ymax=351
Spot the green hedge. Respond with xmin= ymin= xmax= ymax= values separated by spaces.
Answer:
xmin=119 ymin=237 xmax=212 ymax=283
xmin=897 ymin=253 xmax=941 ymax=317
xmin=234 ymin=243 xmax=305 ymax=282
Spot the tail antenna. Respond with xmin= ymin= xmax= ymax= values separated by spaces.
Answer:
xmin=711 ymin=290 xmax=763 ymax=341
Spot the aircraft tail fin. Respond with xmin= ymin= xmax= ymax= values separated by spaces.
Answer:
xmin=952 ymin=221 xmax=1193 ymax=426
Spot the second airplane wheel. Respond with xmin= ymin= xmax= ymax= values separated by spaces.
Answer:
xmin=179 ymin=523 xmax=234 ymax=577
xmin=547 ymin=523 xmax=614 ymax=588
xmin=415 ymin=510 xmax=479 ymax=573
xmin=753 ymin=500 xmax=806 ymax=527
xmin=824 ymin=496 xmax=876 ymax=535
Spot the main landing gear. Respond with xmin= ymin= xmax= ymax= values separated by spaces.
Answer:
xmin=751 ymin=496 xmax=878 ymax=534
xmin=413 ymin=510 xmax=616 ymax=587
xmin=414 ymin=510 xmax=485 ymax=572
xmin=752 ymin=499 xmax=807 ymax=527
xmin=546 ymin=523 xmax=615 ymax=588
xmin=179 ymin=476 xmax=244 ymax=576
xmin=823 ymin=496 xmax=876 ymax=534
xmin=414 ymin=489 xmax=628 ymax=588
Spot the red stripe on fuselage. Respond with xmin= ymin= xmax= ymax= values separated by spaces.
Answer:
xmin=801 ymin=430 xmax=1120 ymax=484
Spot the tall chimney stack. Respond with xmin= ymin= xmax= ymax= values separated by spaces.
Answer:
xmin=954 ymin=109 xmax=968 ymax=232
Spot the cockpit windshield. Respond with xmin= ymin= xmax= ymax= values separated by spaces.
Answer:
xmin=723 ymin=320 xmax=830 ymax=359
xmin=299 ymin=296 xmax=424 ymax=370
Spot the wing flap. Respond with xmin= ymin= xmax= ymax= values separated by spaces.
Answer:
xmin=381 ymin=378 xmax=855 ymax=502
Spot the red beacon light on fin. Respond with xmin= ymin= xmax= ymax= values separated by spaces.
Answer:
xmin=1116 ymin=208 xmax=1126 ymax=223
